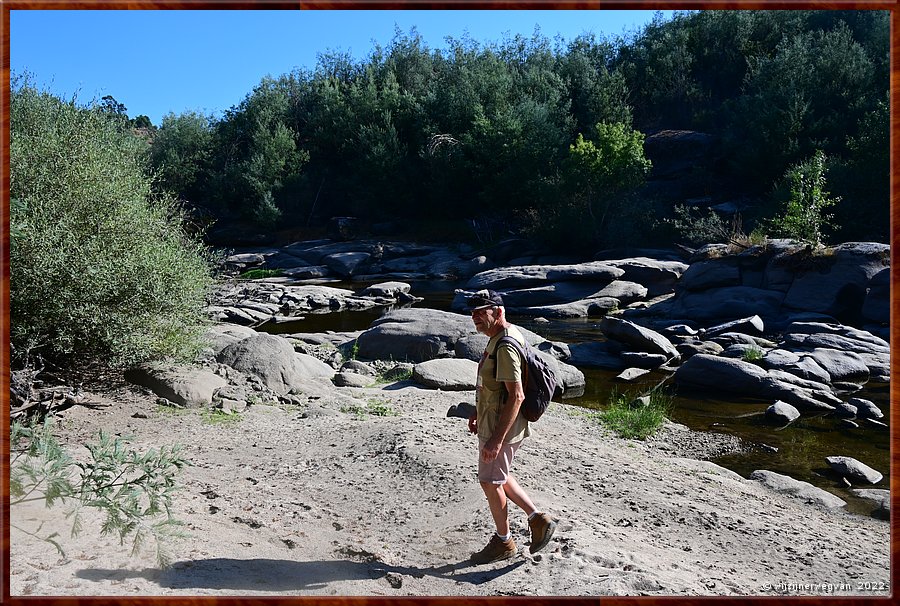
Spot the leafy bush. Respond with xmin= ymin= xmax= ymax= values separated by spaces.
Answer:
xmin=10 ymin=77 xmax=215 ymax=368
xmin=770 ymin=150 xmax=840 ymax=246
xmin=10 ymin=419 xmax=187 ymax=567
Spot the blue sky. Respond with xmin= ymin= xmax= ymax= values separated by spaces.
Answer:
xmin=11 ymin=9 xmax=672 ymax=126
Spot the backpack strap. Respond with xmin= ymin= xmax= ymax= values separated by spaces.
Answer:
xmin=489 ymin=333 xmax=528 ymax=397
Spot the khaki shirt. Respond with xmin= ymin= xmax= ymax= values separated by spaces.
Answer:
xmin=476 ymin=325 xmax=531 ymax=444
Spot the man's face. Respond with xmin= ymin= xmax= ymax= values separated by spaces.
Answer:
xmin=471 ymin=306 xmax=499 ymax=334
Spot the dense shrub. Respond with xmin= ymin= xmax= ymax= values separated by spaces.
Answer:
xmin=769 ymin=150 xmax=840 ymax=246
xmin=10 ymin=78 xmax=215 ymax=369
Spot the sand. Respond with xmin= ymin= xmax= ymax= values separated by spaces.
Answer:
xmin=8 ymin=378 xmax=891 ymax=597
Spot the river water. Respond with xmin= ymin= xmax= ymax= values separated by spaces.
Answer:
xmin=259 ymin=279 xmax=891 ymax=517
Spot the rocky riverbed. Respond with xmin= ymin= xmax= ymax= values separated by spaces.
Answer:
xmin=10 ymin=236 xmax=891 ymax=596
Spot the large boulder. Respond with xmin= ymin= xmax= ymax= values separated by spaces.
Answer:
xmin=804 ymin=349 xmax=871 ymax=385
xmin=861 ymin=268 xmax=889 ymax=324
xmin=761 ymin=351 xmax=831 ymax=385
xmin=603 ymin=257 xmax=689 ymax=297
xmin=412 ymin=359 xmax=478 ymax=390
xmin=782 ymin=243 xmax=890 ymax=318
xmin=825 ymin=456 xmax=883 ymax=485
xmin=755 ymin=375 xmax=839 ymax=411
xmin=356 ymin=309 xmax=477 ymax=363
xmin=124 ymin=363 xmax=227 ymax=408
xmin=679 ymin=260 xmax=741 ymax=292
xmin=324 ymin=251 xmax=371 ymax=277
xmin=203 ymin=324 xmax=259 ymax=356
xmin=464 ymin=262 xmax=624 ymax=290
xmin=668 ymin=286 xmax=785 ymax=323
xmin=216 ymin=334 xmax=334 ymax=395
xmin=674 ymin=354 xmax=836 ymax=411
xmin=454 ymin=334 xmax=490 ymax=361
xmin=848 ymin=397 xmax=883 ymax=420
xmin=674 ymin=354 xmax=769 ymax=393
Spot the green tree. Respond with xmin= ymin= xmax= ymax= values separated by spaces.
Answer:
xmin=771 ymin=150 xmax=840 ymax=246
xmin=130 ymin=115 xmax=153 ymax=129
xmin=150 ymin=110 xmax=215 ymax=207
xmin=727 ymin=24 xmax=877 ymax=186
xmin=10 ymin=77 xmax=215 ymax=368
xmin=212 ymin=77 xmax=309 ymax=226
xmin=562 ymin=122 xmax=652 ymax=248
xmin=829 ymin=94 xmax=889 ymax=242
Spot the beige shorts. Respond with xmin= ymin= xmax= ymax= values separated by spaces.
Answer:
xmin=477 ymin=439 xmax=522 ymax=485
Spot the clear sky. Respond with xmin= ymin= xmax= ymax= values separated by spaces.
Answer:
xmin=10 ymin=9 xmax=672 ymax=126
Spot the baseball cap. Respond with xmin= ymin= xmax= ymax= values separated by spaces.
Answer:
xmin=465 ymin=289 xmax=504 ymax=310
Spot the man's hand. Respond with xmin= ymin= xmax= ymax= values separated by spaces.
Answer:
xmin=481 ymin=437 xmax=502 ymax=462
xmin=468 ymin=412 xmax=478 ymax=434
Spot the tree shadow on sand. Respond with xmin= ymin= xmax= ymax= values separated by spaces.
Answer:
xmin=76 ymin=556 xmax=526 ymax=592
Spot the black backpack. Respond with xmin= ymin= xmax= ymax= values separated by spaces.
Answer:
xmin=492 ymin=335 xmax=560 ymax=422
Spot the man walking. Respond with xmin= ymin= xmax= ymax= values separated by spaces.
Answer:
xmin=466 ymin=289 xmax=557 ymax=564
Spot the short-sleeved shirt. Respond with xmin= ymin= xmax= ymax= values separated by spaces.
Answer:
xmin=476 ymin=325 xmax=531 ymax=444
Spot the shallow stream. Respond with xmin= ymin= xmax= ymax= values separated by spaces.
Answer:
xmin=259 ymin=279 xmax=890 ymax=517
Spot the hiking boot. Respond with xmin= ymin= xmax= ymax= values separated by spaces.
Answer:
xmin=528 ymin=513 xmax=557 ymax=554
xmin=470 ymin=534 xmax=517 ymax=564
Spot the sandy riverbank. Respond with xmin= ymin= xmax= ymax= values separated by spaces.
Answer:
xmin=9 ymin=378 xmax=891 ymax=597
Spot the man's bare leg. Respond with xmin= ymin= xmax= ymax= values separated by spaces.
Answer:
xmin=480 ymin=481 xmax=510 ymax=535
xmin=502 ymin=474 xmax=537 ymax=516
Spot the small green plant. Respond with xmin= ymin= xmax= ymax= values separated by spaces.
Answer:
xmin=155 ymin=403 xmax=190 ymax=416
xmin=349 ymin=339 xmax=360 ymax=361
xmin=771 ymin=149 xmax=840 ymax=246
xmin=341 ymin=399 xmax=398 ymax=419
xmin=10 ymin=419 xmax=187 ymax=567
xmin=595 ymin=388 xmax=673 ymax=440
xmin=375 ymin=367 xmax=413 ymax=384
xmin=201 ymin=408 xmax=242 ymax=425
xmin=238 ymin=268 xmax=284 ymax=280
xmin=742 ymin=346 xmax=765 ymax=364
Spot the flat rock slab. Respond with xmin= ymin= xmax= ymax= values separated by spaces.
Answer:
xmin=750 ymin=470 xmax=847 ymax=509
xmin=465 ymin=262 xmax=625 ymax=289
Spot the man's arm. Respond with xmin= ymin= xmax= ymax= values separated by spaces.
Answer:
xmin=481 ymin=379 xmax=524 ymax=462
